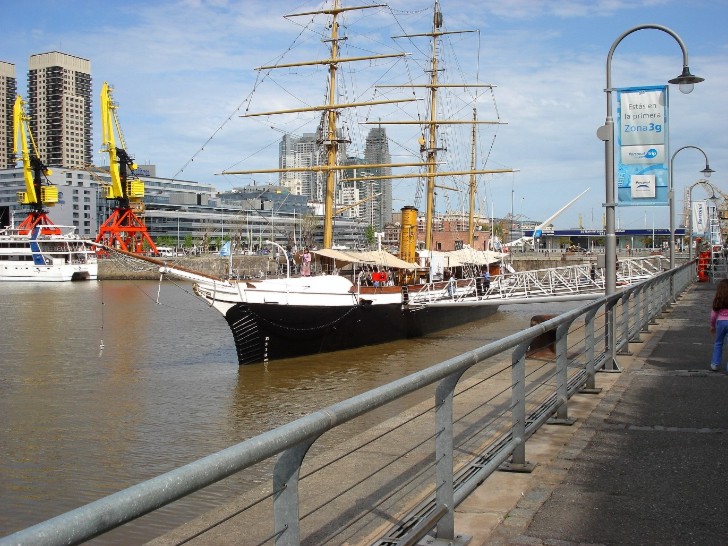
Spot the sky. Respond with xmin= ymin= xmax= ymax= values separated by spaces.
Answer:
xmin=2 ymin=0 xmax=727 ymax=230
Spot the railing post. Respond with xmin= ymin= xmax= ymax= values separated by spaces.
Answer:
xmin=603 ymin=296 xmax=621 ymax=372
xmin=580 ymin=307 xmax=602 ymax=394
xmin=273 ymin=438 xmax=317 ymax=546
xmin=648 ymin=282 xmax=658 ymax=325
xmin=641 ymin=282 xmax=651 ymax=333
xmin=502 ymin=341 xmax=535 ymax=472
xmin=434 ymin=371 xmax=466 ymax=540
xmin=549 ymin=321 xmax=576 ymax=425
xmin=617 ymin=291 xmax=632 ymax=355
xmin=630 ymin=285 xmax=644 ymax=342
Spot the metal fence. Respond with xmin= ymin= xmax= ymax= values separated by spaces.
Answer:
xmin=1 ymin=261 xmax=696 ymax=546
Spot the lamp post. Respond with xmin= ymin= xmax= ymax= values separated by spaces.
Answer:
xmin=597 ymin=24 xmax=703 ymax=367
xmin=669 ymin=145 xmax=714 ymax=269
xmin=688 ymin=179 xmax=718 ymax=262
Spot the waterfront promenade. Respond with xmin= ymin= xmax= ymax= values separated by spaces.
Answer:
xmin=457 ymin=280 xmax=728 ymax=545
xmin=147 ymin=276 xmax=724 ymax=546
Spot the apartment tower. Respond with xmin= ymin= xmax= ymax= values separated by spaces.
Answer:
xmin=28 ymin=52 xmax=92 ymax=168
xmin=363 ymin=127 xmax=393 ymax=230
xmin=0 ymin=61 xmax=17 ymax=169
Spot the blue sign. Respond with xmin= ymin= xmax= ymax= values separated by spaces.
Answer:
xmin=616 ymin=86 xmax=669 ymax=206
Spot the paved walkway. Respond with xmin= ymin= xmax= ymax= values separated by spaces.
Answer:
xmin=456 ymin=281 xmax=728 ymax=545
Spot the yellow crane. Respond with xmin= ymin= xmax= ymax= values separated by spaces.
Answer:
xmin=12 ymin=95 xmax=60 ymax=234
xmin=95 ymin=82 xmax=157 ymax=254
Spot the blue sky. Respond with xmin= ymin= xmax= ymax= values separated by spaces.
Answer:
xmin=2 ymin=0 xmax=726 ymax=230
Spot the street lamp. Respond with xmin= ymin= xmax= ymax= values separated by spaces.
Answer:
xmin=597 ymin=24 xmax=703 ymax=368
xmin=598 ymin=24 xmax=703 ymax=298
xmin=669 ymin=145 xmax=714 ymax=269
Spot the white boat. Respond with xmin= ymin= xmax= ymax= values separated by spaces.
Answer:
xmin=0 ymin=224 xmax=98 ymax=282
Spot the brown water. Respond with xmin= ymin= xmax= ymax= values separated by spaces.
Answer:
xmin=0 ymin=280 xmax=578 ymax=543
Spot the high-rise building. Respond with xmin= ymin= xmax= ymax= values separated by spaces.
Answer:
xmin=0 ymin=61 xmax=16 ymax=169
xmin=363 ymin=127 xmax=392 ymax=230
xmin=27 ymin=52 xmax=92 ymax=169
xmin=278 ymin=132 xmax=322 ymax=198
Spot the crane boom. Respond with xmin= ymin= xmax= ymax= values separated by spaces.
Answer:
xmin=100 ymin=82 xmax=144 ymax=203
xmin=12 ymin=95 xmax=60 ymax=233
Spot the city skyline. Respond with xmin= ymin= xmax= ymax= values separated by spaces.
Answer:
xmin=0 ymin=1 xmax=726 ymax=231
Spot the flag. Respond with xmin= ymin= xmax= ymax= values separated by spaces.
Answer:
xmin=219 ymin=241 xmax=231 ymax=256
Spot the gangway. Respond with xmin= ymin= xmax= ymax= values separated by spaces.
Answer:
xmin=407 ymin=256 xmax=667 ymax=306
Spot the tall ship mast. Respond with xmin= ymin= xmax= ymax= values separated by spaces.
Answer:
xmin=367 ymin=0 xmax=514 ymax=252
xmin=223 ymin=0 xmax=428 ymax=250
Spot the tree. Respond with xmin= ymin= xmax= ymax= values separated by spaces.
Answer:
xmin=364 ymin=225 xmax=376 ymax=246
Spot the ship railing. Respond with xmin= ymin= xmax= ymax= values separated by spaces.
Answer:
xmin=0 ymin=262 xmax=696 ymax=546
xmin=406 ymin=277 xmax=481 ymax=305
xmin=487 ymin=255 xmax=666 ymax=301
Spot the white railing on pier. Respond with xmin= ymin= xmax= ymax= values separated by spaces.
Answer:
xmin=407 ymin=255 xmax=668 ymax=306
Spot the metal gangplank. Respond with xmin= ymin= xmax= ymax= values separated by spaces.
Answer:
xmin=407 ymin=256 xmax=668 ymax=306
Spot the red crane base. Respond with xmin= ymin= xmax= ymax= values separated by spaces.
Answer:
xmin=95 ymin=207 xmax=158 ymax=254
xmin=17 ymin=212 xmax=62 ymax=235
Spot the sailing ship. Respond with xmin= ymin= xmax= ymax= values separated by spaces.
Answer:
xmin=142 ymin=1 xmax=521 ymax=364
xmin=135 ymin=1 xmax=663 ymax=364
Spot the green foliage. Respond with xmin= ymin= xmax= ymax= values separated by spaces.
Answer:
xmin=364 ymin=225 xmax=376 ymax=245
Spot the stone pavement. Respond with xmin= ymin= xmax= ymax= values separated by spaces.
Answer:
xmin=455 ymin=281 xmax=728 ymax=546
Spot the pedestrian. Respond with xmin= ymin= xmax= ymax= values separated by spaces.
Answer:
xmin=482 ymin=268 xmax=491 ymax=290
xmin=710 ymin=278 xmax=728 ymax=372
xmin=301 ymin=247 xmax=312 ymax=277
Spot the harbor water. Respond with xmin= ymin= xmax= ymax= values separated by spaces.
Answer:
xmin=0 ymin=280 xmax=578 ymax=544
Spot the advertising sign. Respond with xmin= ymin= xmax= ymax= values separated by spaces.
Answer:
xmin=692 ymin=200 xmax=708 ymax=235
xmin=616 ymin=86 xmax=669 ymax=206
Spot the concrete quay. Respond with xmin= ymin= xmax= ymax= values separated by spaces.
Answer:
xmin=457 ymin=280 xmax=728 ymax=545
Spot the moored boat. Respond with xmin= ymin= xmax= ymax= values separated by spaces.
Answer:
xmin=165 ymin=0 xmax=510 ymax=364
xmin=0 ymin=224 xmax=98 ymax=282
xmin=112 ymin=1 xmax=665 ymax=365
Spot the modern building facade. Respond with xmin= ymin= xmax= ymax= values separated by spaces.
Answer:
xmin=27 ymin=52 xmax=93 ymax=169
xmin=363 ymin=127 xmax=393 ymax=230
xmin=279 ymin=132 xmax=325 ymax=199
xmin=0 ymin=61 xmax=16 ymax=170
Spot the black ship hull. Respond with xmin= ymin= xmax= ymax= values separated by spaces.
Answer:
xmin=223 ymin=300 xmax=500 ymax=365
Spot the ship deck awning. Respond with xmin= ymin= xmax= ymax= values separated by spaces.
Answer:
xmin=312 ymin=248 xmax=419 ymax=270
xmin=445 ymin=248 xmax=506 ymax=265
xmin=421 ymin=248 xmax=505 ymax=267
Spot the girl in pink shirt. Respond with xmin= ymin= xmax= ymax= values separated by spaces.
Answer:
xmin=710 ymin=279 xmax=728 ymax=372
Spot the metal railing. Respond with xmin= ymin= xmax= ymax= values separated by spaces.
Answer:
xmin=405 ymin=255 xmax=667 ymax=306
xmin=1 ymin=261 xmax=696 ymax=546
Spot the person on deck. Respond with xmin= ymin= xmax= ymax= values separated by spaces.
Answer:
xmin=301 ymin=248 xmax=312 ymax=277
xmin=482 ymin=269 xmax=491 ymax=290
